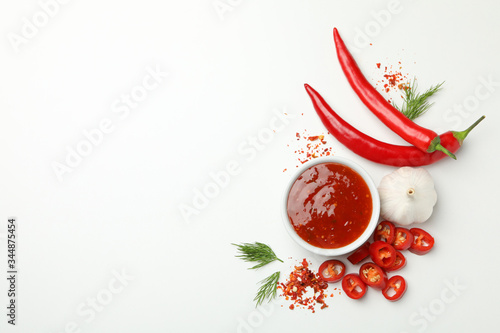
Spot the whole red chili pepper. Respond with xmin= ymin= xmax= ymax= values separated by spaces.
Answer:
xmin=333 ymin=28 xmax=456 ymax=159
xmin=304 ymin=84 xmax=484 ymax=166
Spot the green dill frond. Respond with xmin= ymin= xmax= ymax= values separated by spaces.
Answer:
xmin=232 ymin=242 xmax=283 ymax=269
xmin=254 ymin=271 xmax=280 ymax=307
xmin=393 ymin=79 xmax=444 ymax=120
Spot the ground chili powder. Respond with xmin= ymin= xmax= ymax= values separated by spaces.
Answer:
xmin=278 ymin=259 xmax=329 ymax=312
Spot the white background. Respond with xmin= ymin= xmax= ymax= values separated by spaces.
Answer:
xmin=1 ymin=0 xmax=499 ymax=332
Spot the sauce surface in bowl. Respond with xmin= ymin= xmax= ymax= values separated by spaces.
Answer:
xmin=287 ymin=162 xmax=372 ymax=249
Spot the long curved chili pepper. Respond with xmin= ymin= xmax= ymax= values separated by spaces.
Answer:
xmin=333 ymin=28 xmax=456 ymax=159
xmin=304 ymin=84 xmax=484 ymax=166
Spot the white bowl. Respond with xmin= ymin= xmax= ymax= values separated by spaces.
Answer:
xmin=282 ymin=156 xmax=380 ymax=256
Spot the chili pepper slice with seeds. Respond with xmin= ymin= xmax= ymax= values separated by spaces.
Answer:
xmin=359 ymin=262 xmax=388 ymax=290
xmin=318 ymin=259 xmax=346 ymax=283
xmin=392 ymin=227 xmax=414 ymax=251
xmin=409 ymin=228 xmax=435 ymax=255
xmin=373 ymin=221 xmax=396 ymax=244
xmin=342 ymin=274 xmax=367 ymax=300
xmin=333 ymin=28 xmax=456 ymax=159
xmin=304 ymin=83 xmax=484 ymax=166
xmin=369 ymin=241 xmax=397 ymax=269
xmin=382 ymin=275 xmax=407 ymax=301
xmin=385 ymin=251 xmax=407 ymax=272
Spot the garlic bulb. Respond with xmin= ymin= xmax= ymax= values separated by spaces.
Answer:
xmin=378 ymin=167 xmax=437 ymax=225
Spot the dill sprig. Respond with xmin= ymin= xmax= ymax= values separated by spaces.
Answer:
xmin=232 ymin=242 xmax=283 ymax=269
xmin=393 ymin=80 xmax=444 ymax=120
xmin=254 ymin=271 xmax=280 ymax=307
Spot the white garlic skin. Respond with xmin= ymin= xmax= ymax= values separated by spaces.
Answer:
xmin=378 ymin=167 xmax=437 ymax=226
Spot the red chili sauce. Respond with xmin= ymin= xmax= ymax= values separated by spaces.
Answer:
xmin=287 ymin=162 xmax=372 ymax=249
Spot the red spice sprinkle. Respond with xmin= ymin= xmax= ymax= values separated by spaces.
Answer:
xmin=374 ymin=62 xmax=410 ymax=103
xmin=287 ymin=131 xmax=334 ymax=168
xmin=384 ymin=73 xmax=399 ymax=87
xmin=278 ymin=259 xmax=329 ymax=312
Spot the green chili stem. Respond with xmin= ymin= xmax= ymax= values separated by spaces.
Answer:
xmin=452 ymin=115 xmax=486 ymax=145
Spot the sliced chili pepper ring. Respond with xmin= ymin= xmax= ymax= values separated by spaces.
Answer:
xmin=374 ymin=221 xmax=396 ymax=244
xmin=369 ymin=241 xmax=396 ymax=269
xmin=382 ymin=275 xmax=407 ymax=301
xmin=385 ymin=251 xmax=406 ymax=272
xmin=392 ymin=227 xmax=414 ymax=251
xmin=341 ymin=274 xmax=367 ymax=299
xmin=359 ymin=262 xmax=388 ymax=290
xmin=318 ymin=260 xmax=346 ymax=283
xmin=409 ymin=228 xmax=435 ymax=255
